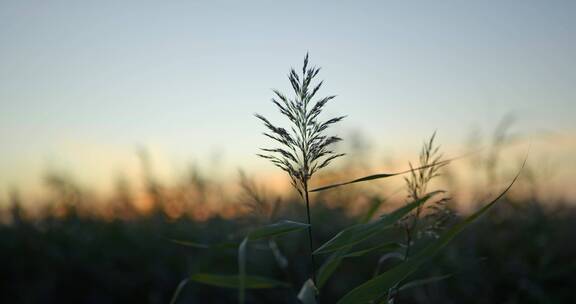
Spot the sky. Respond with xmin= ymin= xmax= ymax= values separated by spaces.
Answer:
xmin=0 ymin=0 xmax=575 ymax=198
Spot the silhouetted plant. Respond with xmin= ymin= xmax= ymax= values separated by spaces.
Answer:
xmin=386 ymin=132 xmax=453 ymax=303
xmin=255 ymin=54 xmax=345 ymax=196
xmin=169 ymin=54 xmax=526 ymax=304
xmin=401 ymin=132 xmax=451 ymax=253
xmin=255 ymin=53 xmax=345 ymax=288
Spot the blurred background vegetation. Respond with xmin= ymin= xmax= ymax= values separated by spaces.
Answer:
xmin=1 ymin=2 xmax=575 ymax=303
xmin=1 ymin=127 xmax=575 ymax=304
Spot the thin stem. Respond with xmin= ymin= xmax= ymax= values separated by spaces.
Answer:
xmin=303 ymin=181 xmax=318 ymax=290
xmin=389 ymin=203 xmax=420 ymax=304
xmin=404 ymin=205 xmax=421 ymax=260
xmin=403 ymin=226 xmax=412 ymax=260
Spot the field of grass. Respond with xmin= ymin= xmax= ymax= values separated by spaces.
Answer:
xmin=2 ymin=55 xmax=574 ymax=304
xmin=1 ymin=193 xmax=575 ymax=303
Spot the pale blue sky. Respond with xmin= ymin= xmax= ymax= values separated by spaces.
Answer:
xmin=1 ymin=0 xmax=575 ymax=194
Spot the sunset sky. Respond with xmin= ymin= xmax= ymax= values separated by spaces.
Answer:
xmin=1 ymin=0 xmax=575 ymax=199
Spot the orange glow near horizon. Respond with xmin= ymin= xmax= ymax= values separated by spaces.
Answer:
xmin=1 ymin=132 xmax=574 ymax=223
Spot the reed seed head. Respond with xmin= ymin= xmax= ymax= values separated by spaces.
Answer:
xmin=255 ymin=54 xmax=345 ymax=196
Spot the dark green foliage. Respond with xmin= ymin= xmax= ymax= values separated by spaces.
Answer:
xmin=337 ymin=165 xmax=523 ymax=303
xmin=189 ymin=273 xmax=289 ymax=289
xmin=247 ymin=220 xmax=310 ymax=241
xmin=0 ymin=148 xmax=563 ymax=304
xmin=313 ymin=192 xmax=443 ymax=255
xmin=2 ymin=196 xmax=576 ymax=303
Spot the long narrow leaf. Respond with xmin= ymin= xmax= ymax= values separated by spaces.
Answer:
xmin=248 ymin=220 xmax=309 ymax=241
xmin=236 ymin=221 xmax=306 ymax=302
xmin=317 ymin=253 xmax=344 ymax=288
xmin=314 ymin=191 xmax=443 ymax=255
xmin=189 ymin=273 xmax=289 ymax=289
xmin=311 ymin=149 xmax=484 ymax=192
xmin=269 ymin=239 xmax=288 ymax=269
xmin=169 ymin=278 xmax=190 ymax=304
xmin=168 ymin=239 xmax=238 ymax=249
xmin=316 ymin=191 xmax=399 ymax=288
xmin=398 ymin=274 xmax=452 ymax=292
xmin=297 ymin=279 xmax=318 ymax=304
xmin=238 ymin=238 xmax=248 ymax=304
xmin=317 ymin=243 xmax=400 ymax=288
xmin=341 ymin=242 xmax=401 ymax=258
xmin=168 ymin=239 xmax=210 ymax=249
xmin=337 ymin=159 xmax=525 ymax=304
xmin=359 ymin=197 xmax=386 ymax=224
xmin=310 ymin=160 xmax=451 ymax=192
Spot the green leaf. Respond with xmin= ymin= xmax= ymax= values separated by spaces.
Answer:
xmin=170 ymin=235 xmax=286 ymax=304
xmin=313 ymin=222 xmax=385 ymax=255
xmin=235 ymin=221 xmax=307 ymax=302
xmin=317 ymin=253 xmax=345 ymax=288
xmin=317 ymin=243 xmax=401 ymax=288
xmin=248 ymin=220 xmax=310 ymax=241
xmin=297 ymin=279 xmax=318 ymax=304
xmin=238 ymin=238 xmax=248 ymax=304
xmin=340 ymin=242 xmax=401 ymax=258
xmin=168 ymin=239 xmax=210 ymax=249
xmin=316 ymin=193 xmax=400 ymax=289
xmin=314 ymin=191 xmax=443 ymax=255
xmin=336 ymin=161 xmax=525 ymax=304
xmin=168 ymin=239 xmax=238 ymax=249
xmin=169 ymin=278 xmax=189 ymax=304
xmin=189 ymin=273 xmax=289 ymax=289
xmin=398 ymin=274 xmax=452 ymax=292
xmin=310 ymin=161 xmax=450 ymax=192
xmin=268 ymin=239 xmax=288 ymax=269
xmin=359 ymin=197 xmax=386 ymax=224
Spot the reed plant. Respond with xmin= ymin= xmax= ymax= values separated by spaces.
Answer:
xmin=255 ymin=53 xmax=345 ymax=289
xmin=170 ymin=55 xmax=526 ymax=304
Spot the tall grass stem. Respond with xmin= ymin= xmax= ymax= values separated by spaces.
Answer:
xmin=303 ymin=181 xmax=317 ymax=288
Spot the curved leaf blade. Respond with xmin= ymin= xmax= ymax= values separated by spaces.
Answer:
xmin=359 ymin=196 xmax=386 ymax=224
xmin=169 ymin=278 xmax=190 ymax=304
xmin=317 ymin=253 xmax=344 ymax=288
xmin=168 ymin=239 xmax=238 ymax=249
xmin=248 ymin=220 xmax=310 ymax=241
xmin=314 ymin=191 xmax=443 ymax=255
xmin=297 ymin=279 xmax=318 ymax=304
xmin=317 ymin=243 xmax=401 ymax=288
xmin=316 ymin=192 xmax=401 ymax=288
xmin=238 ymin=238 xmax=248 ymax=304
xmin=168 ymin=239 xmax=210 ymax=249
xmin=310 ymin=161 xmax=450 ymax=192
xmin=398 ymin=274 xmax=452 ymax=292
xmin=341 ymin=242 xmax=401 ymax=258
xmin=189 ymin=273 xmax=289 ymax=289
xmin=337 ymin=160 xmax=525 ymax=304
